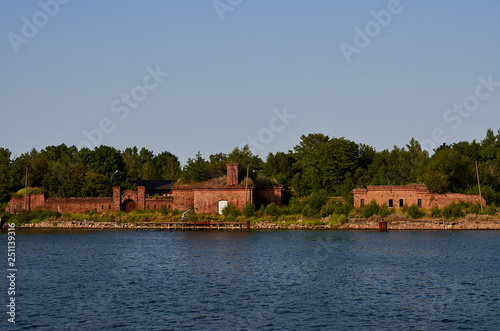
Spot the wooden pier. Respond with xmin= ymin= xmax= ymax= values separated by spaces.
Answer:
xmin=134 ymin=221 xmax=250 ymax=231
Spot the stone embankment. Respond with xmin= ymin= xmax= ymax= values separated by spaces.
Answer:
xmin=21 ymin=220 xmax=137 ymax=229
xmin=17 ymin=216 xmax=500 ymax=230
xmin=252 ymin=216 xmax=500 ymax=230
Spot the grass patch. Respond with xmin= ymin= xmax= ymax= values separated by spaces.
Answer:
xmin=8 ymin=210 xmax=61 ymax=225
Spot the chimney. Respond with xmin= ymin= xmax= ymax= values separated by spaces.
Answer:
xmin=226 ymin=163 xmax=239 ymax=186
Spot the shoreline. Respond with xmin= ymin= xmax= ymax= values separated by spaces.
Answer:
xmin=13 ymin=217 xmax=500 ymax=231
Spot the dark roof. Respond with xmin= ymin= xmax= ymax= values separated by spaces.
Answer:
xmin=130 ymin=180 xmax=177 ymax=191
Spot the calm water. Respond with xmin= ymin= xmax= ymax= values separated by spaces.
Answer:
xmin=1 ymin=229 xmax=499 ymax=330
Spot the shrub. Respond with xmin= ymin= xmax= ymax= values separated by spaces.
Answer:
xmin=320 ymin=200 xmax=352 ymax=217
xmin=484 ymin=203 xmax=498 ymax=216
xmin=287 ymin=197 xmax=304 ymax=215
xmin=160 ymin=205 xmax=170 ymax=216
xmin=11 ymin=210 xmax=61 ymax=225
xmin=406 ymin=204 xmax=424 ymax=219
xmin=378 ymin=203 xmax=391 ymax=218
xmin=430 ymin=206 xmax=441 ymax=217
xmin=265 ymin=203 xmax=279 ymax=216
xmin=222 ymin=204 xmax=241 ymax=221
xmin=243 ymin=202 xmax=256 ymax=217
xmin=442 ymin=202 xmax=464 ymax=219
xmin=361 ymin=200 xmax=379 ymax=219
xmin=302 ymin=205 xmax=314 ymax=218
xmin=466 ymin=202 xmax=482 ymax=215
xmin=329 ymin=214 xmax=347 ymax=227
xmin=11 ymin=187 xmax=45 ymax=199
xmin=307 ymin=190 xmax=329 ymax=214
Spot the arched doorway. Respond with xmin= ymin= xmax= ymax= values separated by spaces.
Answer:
xmin=218 ymin=200 xmax=228 ymax=215
xmin=123 ymin=199 xmax=136 ymax=213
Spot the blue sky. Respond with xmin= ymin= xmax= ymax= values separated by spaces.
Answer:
xmin=1 ymin=0 xmax=500 ymax=165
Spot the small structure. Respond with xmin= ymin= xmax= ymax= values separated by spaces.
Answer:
xmin=353 ymin=184 xmax=485 ymax=209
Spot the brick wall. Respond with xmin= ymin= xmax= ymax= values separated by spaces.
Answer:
xmin=45 ymin=197 xmax=113 ymax=214
xmin=192 ymin=187 xmax=251 ymax=214
xmin=434 ymin=193 xmax=486 ymax=208
xmin=171 ymin=188 xmax=195 ymax=212
xmin=353 ymin=184 xmax=485 ymax=209
xmin=6 ymin=194 xmax=46 ymax=214
xmin=145 ymin=198 xmax=173 ymax=211
xmin=254 ymin=187 xmax=282 ymax=207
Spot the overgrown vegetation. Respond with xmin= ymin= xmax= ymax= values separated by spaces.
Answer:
xmin=2 ymin=128 xmax=500 ymax=223
xmin=7 ymin=210 xmax=60 ymax=225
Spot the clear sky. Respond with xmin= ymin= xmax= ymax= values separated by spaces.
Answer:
xmin=1 ymin=0 xmax=500 ymax=165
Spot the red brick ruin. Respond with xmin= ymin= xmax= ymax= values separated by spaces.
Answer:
xmin=6 ymin=163 xmax=282 ymax=215
xmin=353 ymin=184 xmax=485 ymax=209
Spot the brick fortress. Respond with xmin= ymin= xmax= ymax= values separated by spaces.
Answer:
xmin=6 ymin=163 xmax=282 ymax=215
xmin=353 ymin=184 xmax=485 ymax=209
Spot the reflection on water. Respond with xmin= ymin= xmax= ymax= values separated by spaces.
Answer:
xmin=1 ymin=230 xmax=499 ymax=330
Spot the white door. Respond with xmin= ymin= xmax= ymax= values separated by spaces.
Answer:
xmin=218 ymin=200 xmax=228 ymax=215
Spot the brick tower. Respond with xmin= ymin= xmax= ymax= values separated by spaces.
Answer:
xmin=226 ymin=163 xmax=239 ymax=186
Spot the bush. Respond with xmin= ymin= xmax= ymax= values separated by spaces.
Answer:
xmin=11 ymin=187 xmax=45 ymax=199
xmin=430 ymin=206 xmax=441 ymax=218
xmin=307 ymin=190 xmax=329 ymax=214
xmin=320 ymin=200 xmax=352 ymax=217
xmin=361 ymin=200 xmax=379 ymax=219
xmin=484 ymin=203 xmax=498 ymax=216
xmin=329 ymin=214 xmax=347 ymax=227
xmin=378 ymin=203 xmax=391 ymax=218
xmin=222 ymin=204 xmax=241 ymax=221
xmin=466 ymin=202 xmax=482 ymax=215
xmin=286 ymin=197 xmax=304 ymax=215
xmin=406 ymin=204 xmax=424 ymax=219
xmin=265 ymin=203 xmax=279 ymax=216
xmin=442 ymin=202 xmax=464 ymax=219
xmin=302 ymin=205 xmax=314 ymax=218
xmin=243 ymin=202 xmax=256 ymax=217
xmin=11 ymin=210 xmax=61 ymax=225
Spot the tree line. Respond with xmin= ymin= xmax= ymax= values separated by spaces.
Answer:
xmin=1 ymin=128 xmax=500 ymax=205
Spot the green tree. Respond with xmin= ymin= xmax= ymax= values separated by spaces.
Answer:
xmin=87 ymin=146 xmax=126 ymax=185
xmin=207 ymin=152 xmax=228 ymax=178
xmin=122 ymin=147 xmax=141 ymax=181
xmin=263 ymin=151 xmax=296 ymax=187
xmin=182 ymin=152 xmax=209 ymax=183
xmin=58 ymin=164 xmax=87 ymax=197
xmin=81 ymin=171 xmax=110 ymax=197
xmin=0 ymin=148 xmax=12 ymax=202
xmin=227 ymin=145 xmax=263 ymax=180
xmin=292 ymin=134 xmax=360 ymax=195
xmin=424 ymin=146 xmax=474 ymax=193
xmin=154 ymin=151 xmax=181 ymax=180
